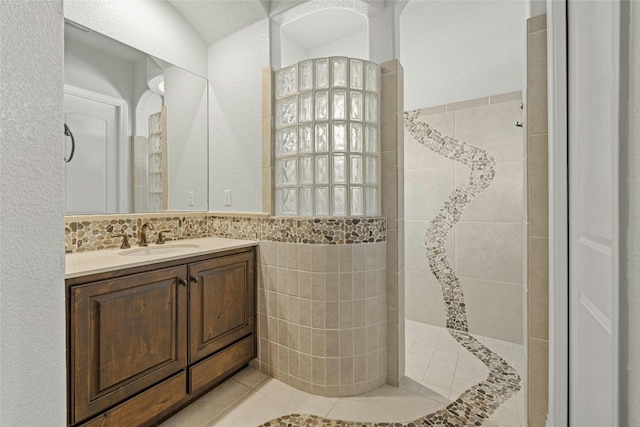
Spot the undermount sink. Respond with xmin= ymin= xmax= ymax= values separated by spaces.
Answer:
xmin=118 ymin=243 xmax=201 ymax=257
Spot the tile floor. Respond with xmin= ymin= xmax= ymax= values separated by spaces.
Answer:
xmin=161 ymin=320 xmax=526 ymax=427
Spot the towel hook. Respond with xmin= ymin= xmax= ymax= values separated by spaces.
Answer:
xmin=64 ymin=123 xmax=75 ymax=163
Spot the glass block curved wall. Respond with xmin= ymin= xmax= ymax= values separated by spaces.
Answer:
xmin=274 ymin=58 xmax=380 ymax=217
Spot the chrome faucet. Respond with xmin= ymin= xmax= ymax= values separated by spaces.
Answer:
xmin=139 ymin=222 xmax=155 ymax=247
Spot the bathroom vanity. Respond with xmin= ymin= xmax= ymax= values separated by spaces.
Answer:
xmin=65 ymin=238 xmax=258 ymax=427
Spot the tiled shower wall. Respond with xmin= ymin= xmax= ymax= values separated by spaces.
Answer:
xmin=253 ymin=241 xmax=387 ymax=396
xmin=404 ymin=92 xmax=525 ymax=344
xmin=525 ymin=13 xmax=549 ymax=427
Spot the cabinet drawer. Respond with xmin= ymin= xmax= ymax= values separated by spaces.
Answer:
xmin=79 ymin=371 xmax=186 ymax=427
xmin=189 ymin=335 xmax=255 ymax=393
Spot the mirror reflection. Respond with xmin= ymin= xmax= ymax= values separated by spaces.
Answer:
xmin=64 ymin=20 xmax=208 ymax=215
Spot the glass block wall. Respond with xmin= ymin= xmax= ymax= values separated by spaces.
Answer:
xmin=274 ymin=57 xmax=380 ymax=217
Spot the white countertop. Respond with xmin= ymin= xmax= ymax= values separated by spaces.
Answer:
xmin=66 ymin=237 xmax=259 ymax=279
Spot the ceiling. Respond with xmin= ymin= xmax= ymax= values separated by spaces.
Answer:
xmin=167 ymin=0 xmax=310 ymax=45
xmin=280 ymin=8 xmax=368 ymax=51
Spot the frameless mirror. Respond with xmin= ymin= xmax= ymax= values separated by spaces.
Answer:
xmin=64 ymin=20 xmax=208 ymax=215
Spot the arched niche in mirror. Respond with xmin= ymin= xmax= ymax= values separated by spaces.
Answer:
xmin=280 ymin=8 xmax=368 ymax=67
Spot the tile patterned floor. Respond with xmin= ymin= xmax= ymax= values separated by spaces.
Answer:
xmin=160 ymin=321 xmax=525 ymax=427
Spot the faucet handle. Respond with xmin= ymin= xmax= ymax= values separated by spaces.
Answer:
xmin=112 ymin=234 xmax=132 ymax=249
xmin=156 ymin=230 xmax=172 ymax=245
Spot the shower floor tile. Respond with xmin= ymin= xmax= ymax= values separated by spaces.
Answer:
xmin=160 ymin=321 xmax=526 ymax=427
xmin=404 ymin=319 xmax=527 ymax=427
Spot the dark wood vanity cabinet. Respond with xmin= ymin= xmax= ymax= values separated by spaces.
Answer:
xmin=67 ymin=247 xmax=256 ymax=427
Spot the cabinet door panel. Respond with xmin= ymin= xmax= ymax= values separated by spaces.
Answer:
xmin=189 ymin=251 xmax=255 ymax=363
xmin=71 ymin=266 xmax=187 ymax=424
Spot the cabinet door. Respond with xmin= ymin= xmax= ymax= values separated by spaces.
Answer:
xmin=188 ymin=251 xmax=255 ymax=364
xmin=70 ymin=266 xmax=188 ymax=424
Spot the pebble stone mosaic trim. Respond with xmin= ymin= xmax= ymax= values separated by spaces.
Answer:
xmin=257 ymin=112 xmax=521 ymax=427
xmin=65 ymin=215 xmax=386 ymax=253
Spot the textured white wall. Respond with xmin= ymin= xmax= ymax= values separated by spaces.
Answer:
xmin=281 ymin=33 xmax=308 ymax=68
xmin=308 ymin=30 xmax=369 ymax=60
xmin=64 ymin=0 xmax=207 ymax=77
xmin=400 ymin=1 xmax=526 ymax=110
xmin=208 ymin=19 xmax=270 ymax=212
xmin=0 ymin=1 xmax=66 ymax=425
xmin=625 ymin=2 xmax=640 ymax=423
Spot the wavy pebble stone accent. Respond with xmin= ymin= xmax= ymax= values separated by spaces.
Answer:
xmin=257 ymin=112 xmax=521 ymax=427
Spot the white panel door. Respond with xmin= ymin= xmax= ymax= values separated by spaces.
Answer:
xmin=568 ymin=1 xmax=619 ymax=425
xmin=64 ymin=93 xmax=119 ymax=215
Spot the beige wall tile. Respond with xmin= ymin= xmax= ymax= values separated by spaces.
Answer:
xmin=455 ymin=101 xmax=524 ymax=163
xmin=462 ymin=277 xmax=524 ymax=344
xmin=325 ymin=245 xmax=339 ymax=272
xmin=299 ymin=299 xmax=311 ymax=326
xmin=287 ymin=244 xmax=298 ymax=269
xmin=312 ymin=300 xmax=325 ymax=328
xmin=366 ymin=244 xmax=378 ymax=270
xmin=380 ymin=59 xmax=399 ymax=75
xmin=528 ymin=337 xmax=549 ymax=427
xmin=288 ymin=297 xmax=300 ymax=324
xmin=527 ymin=30 xmax=548 ymax=136
xmin=366 ymin=325 xmax=377 ymax=353
xmin=528 ymin=237 xmax=549 ymax=340
xmin=262 ymin=167 xmax=273 ymax=214
xmin=404 ymin=112 xmax=455 ymax=169
xmin=262 ymin=117 xmax=272 ymax=168
xmin=405 ymin=167 xmax=455 ymax=221
xmin=299 ymin=326 xmax=311 ymax=355
xmin=457 ymin=162 xmax=524 ymax=223
xmin=326 ymin=273 xmax=339 ymax=300
xmin=340 ymin=301 xmax=354 ymax=328
xmin=298 ymin=244 xmax=312 ymax=272
xmin=528 ymin=134 xmax=549 ymax=237
xmin=490 ymin=91 xmax=523 ymax=105
xmin=447 ymin=96 xmax=489 ymax=112
xmin=312 ymin=245 xmax=325 ymax=272
xmin=339 ymin=273 xmax=353 ymax=301
xmin=353 ymin=271 xmax=366 ymax=299
xmin=287 ymin=270 xmax=298 ymax=297
xmin=326 ymin=330 xmax=340 ymax=357
xmin=339 ymin=245 xmax=353 ymax=272
xmin=340 ymin=357 xmax=354 ymax=385
xmin=415 ymin=104 xmax=446 ymax=116
xmin=381 ymin=72 xmax=398 ymax=151
xmin=326 ymin=301 xmax=339 ymax=329
xmin=326 ymin=358 xmax=340 ymax=386
xmin=340 ymin=330 xmax=354 ymax=357
xmin=353 ymin=244 xmax=367 ymax=272
xmin=405 ymin=270 xmax=446 ymax=327
xmin=366 ymin=271 xmax=378 ymax=298
xmin=312 ymin=357 xmax=326 ymax=385
xmin=262 ymin=67 xmax=272 ymax=118
xmin=527 ymin=14 xmax=547 ymax=33
xmin=455 ymin=221 xmax=523 ymax=284
xmin=354 ymin=327 xmax=367 ymax=355
xmin=386 ymin=229 xmax=399 ymax=281
xmin=312 ymin=329 xmax=326 ymax=357
xmin=288 ymin=323 xmax=300 ymax=351
xmin=289 ymin=349 xmax=300 ymax=378
xmin=396 ymin=119 xmax=406 ymax=170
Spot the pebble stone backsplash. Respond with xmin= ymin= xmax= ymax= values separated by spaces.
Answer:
xmin=64 ymin=214 xmax=386 ymax=253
